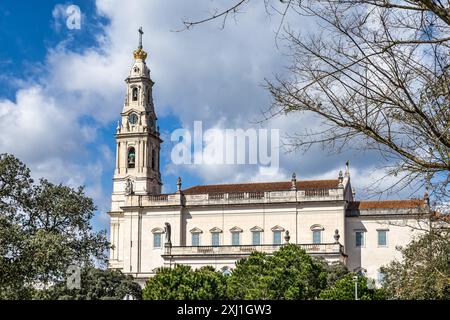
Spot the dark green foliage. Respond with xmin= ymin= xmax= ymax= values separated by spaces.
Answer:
xmin=143 ymin=245 xmax=336 ymax=300
xmin=322 ymin=260 xmax=350 ymax=287
xmin=226 ymin=244 xmax=328 ymax=299
xmin=143 ymin=265 xmax=227 ymax=300
xmin=0 ymin=154 xmax=109 ymax=299
xmin=319 ymin=273 xmax=385 ymax=300
xmin=36 ymin=267 xmax=142 ymax=300
xmin=381 ymin=230 xmax=450 ymax=300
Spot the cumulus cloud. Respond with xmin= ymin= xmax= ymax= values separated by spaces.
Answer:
xmin=0 ymin=0 xmax=423 ymax=232
xmin=0 ymin=86 xmax=84 ymax=161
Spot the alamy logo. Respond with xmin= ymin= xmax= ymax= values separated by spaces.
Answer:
xmin=170 ymin=121 xmax=280 ymax=170
xmin=66 ymin=5 xmax=81 ymax=30
xmin=66 ymin=265 xmax=81 ymax=290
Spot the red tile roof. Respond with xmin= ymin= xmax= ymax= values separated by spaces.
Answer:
xmin=348 ymin=200 xmax=425 ymax=210
xmin=182 ymin=180 xmax=339 ymax=195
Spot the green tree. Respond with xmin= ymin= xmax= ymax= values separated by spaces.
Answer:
xmin=225 ymin=252 xmax=273 ymax=299
xmin=320 ymin=260 xmax=349 ymax=288
xmin=143 ymin=265 xmax=227 ymax=300
xmin=0 ymin=154 xmax=109 ymax=299
xmin=381 ymin=230 xmax=450 ymax=300
xmin=319 ymin=273 xmax=385 ymax=300
xmin=227 ymin=244 xmax=328 ymax=299
xmin=35 ymin=267 xmax=142 ymax=300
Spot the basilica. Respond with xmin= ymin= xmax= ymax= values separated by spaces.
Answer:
xmin=108 ymin=31 xmax=428 ymax=287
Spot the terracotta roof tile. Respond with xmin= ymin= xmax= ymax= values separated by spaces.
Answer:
xmin=182 ymin=180 xmax=339 ymax=195
xmin=347 ymin=200 xmax=425 ymax=210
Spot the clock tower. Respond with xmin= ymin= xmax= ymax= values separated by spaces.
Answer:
xmin=111 ymin=27 xmax=162 ymax=209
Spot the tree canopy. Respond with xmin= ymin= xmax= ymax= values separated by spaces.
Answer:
xmin=319 ymin=273 xmax=385 ymax=300
xmin=143 ymin=265 xmax=227 ymax=300
xmin=143 ymin=245 xmax=349 ymax=300
xmin=0 ymin=154 xmax=109 ymax=299
xmin=380 ymin=230 xmax=450 ymax=299
xmin=226 ymin=244 xmax=328 ymax=299
xmin=35 ymin=267 xmax=142 ymax=300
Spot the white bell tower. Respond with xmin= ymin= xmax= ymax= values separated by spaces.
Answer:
xmin=111 ymin=27 xmax=162 ymax=209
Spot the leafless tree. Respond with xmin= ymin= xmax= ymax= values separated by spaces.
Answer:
xmin=182 ymin=1 xmax=449 ymax=211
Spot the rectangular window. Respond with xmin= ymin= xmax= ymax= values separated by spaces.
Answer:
xmin=273 ymin=231 xmax=282 ymax=245
xmin=252 ymin=232 xmax=261 ymax=245
xmin=355 ymin=231 xmax=365 ymax=247
xmin=377 ymin=272 xmax=385 ymax=285
xmin=153 ymin=233 xmax=161 ymax=248
xmin=312 ymin=230 xmax=322 ymax=244
xmin=212 ymin=233 xmax=220 ymax=247
xmin=232 ymin=232 xmax=240 ymax=246
xmin=192 ymin=233 xmax=200 ymax=246
xmin=378 ymin=230 xmax=387 ymax=247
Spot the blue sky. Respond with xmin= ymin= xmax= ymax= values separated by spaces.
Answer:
xmin=0 ymin=1 xmax=423 ymax=233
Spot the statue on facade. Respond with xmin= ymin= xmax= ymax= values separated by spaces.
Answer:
xmin=125 ymin=178 xmax=133 ymax=196
xmin=164 ymin=222 xmax=172 ymax=245
xmin=177 ymin=177 xmax=182 ymax=192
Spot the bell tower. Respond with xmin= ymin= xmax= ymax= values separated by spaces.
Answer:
xmin=112 ymin=27 xmax=162 ymax=204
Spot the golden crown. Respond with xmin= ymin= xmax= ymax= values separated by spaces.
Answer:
xmin=133 ymin=47 xmax=148 ymax=61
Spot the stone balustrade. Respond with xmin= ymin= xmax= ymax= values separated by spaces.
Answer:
xmin=162 ymin=243 xmax=346 ymax=264
xmin=125 ymin=188 xmax=344 ymax=207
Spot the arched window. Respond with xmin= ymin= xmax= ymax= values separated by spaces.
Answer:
xmin=132 ymin=87 xmax=138 ymax=101
xmin=229 ymin=226 xmax=243 ymax=246
xmin=151 ymin=228 xmax=164 ymax=249
xmin=250 ymin=226 xmax=263 ymax=245
xmin=222 ymin=266 xmax=232 ymax=276
xmin=190 ymin=227 xmax=203 ymax=246
xmin=271 ymin=225 xmax=285 ymax=245
xmin=127 ymin=147 xmax=136 ymax=168
xmin=310 ymin=224 xmax=324 ymax=244
xmin=210 ymin=227 xmax=222 ymax=247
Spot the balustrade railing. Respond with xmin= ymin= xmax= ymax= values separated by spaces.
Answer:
xmin=148 ymin=194 xmax=168 ymax=202
xmin=140 ymin=187 xmax=340 ymax=206
xmin=304 ymin=189 xmax=330 ymax=197
xmin=165 ymin=243 xmax=344 ymax=256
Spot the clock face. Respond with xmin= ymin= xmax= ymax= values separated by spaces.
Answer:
xmin=128 ymin=113 xmax=138 ymax=125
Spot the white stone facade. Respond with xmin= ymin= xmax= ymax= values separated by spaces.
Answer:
xmin=108 ymin=39 xmax=428 ymax=287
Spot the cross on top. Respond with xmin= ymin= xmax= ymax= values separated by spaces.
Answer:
xmin=138 ymin=27 xmax=144 ymax=49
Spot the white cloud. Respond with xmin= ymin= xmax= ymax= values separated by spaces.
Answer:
xmin=0 ymin=86 xmax=83 ymax=162
xmin=0 ymin=1 xmax=424 ymax=233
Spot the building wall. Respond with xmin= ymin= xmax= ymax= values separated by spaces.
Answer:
xmin=345 ymin=215 xmax=424 ymax=282
xmin=110 ymin=200 xmax=348 ymax=275
xmin=109 ymin=198 xmax=424 ymax=286
xmin=179 ymin=202 xmax=346 ymax=247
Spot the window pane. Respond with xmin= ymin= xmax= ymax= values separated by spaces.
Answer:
xmin=273 ymin=231 xmax=282 ymax=245
xmin=252 ymin=232 xmax=261 ymax=245
xmin=192 ymin=233 xmax=200 ymax=246
xmin=232 ymin=232 xmax=240 ymax=246
xmin=378 ymin=230 xmax=387 ymax=246
xmin=377 ymin=272 xmax=385 ymax=284
xmin=212 ymin=233 xmax=220 ymax=246
xmin=313 ymin=230 xmax=321 ymax=244
xmin=355 ymin=231 xmax=364 ymax=247
xmin=153 ymin=234 xmax=161 ymax=248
